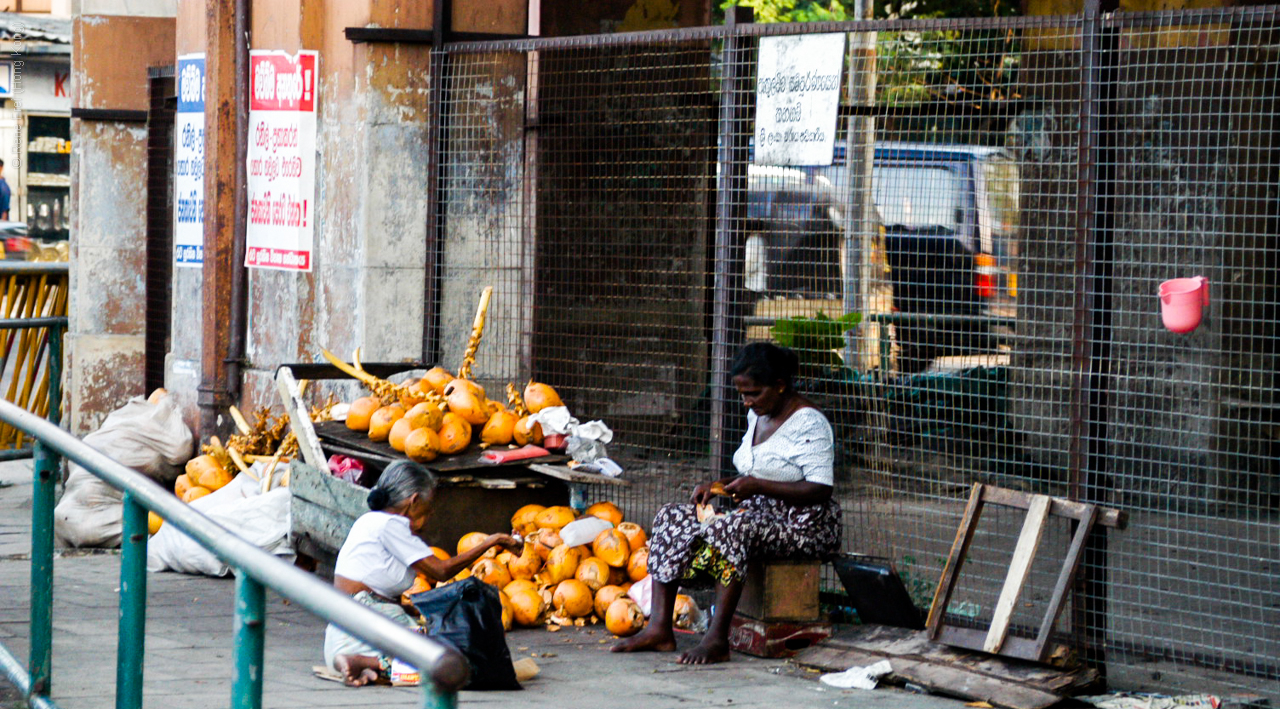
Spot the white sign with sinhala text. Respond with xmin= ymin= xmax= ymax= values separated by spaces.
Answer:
xmin=245 ymin=50 xmax=318 ymax=272
xmin=174 ymin=54 xmax=205 ymax=267
xmin=754 ymin=33 xmax=846 ymax=166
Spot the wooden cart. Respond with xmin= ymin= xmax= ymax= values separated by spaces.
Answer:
xmin=275 ymin=364 xmax=627 ymax=572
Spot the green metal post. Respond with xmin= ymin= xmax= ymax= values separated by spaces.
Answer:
xmin=28 ymin=325 xmax=63 ymax=697
xmin=421 ymin=687 xmax=457 ymax=709
xmin=29 ymin=440 xmax=55 ymax=697
xmin=231 ymin=574 xmax=265 ymax=709
xmin=116 ymin=493 xmax=148 ymax=709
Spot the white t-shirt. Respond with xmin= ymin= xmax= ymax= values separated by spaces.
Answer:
xmin=333 ymin=511 xmax=434 ymax=598
xmin=731 ymin=407 xmax=834 ymax=486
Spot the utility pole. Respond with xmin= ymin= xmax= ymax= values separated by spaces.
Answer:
xmin=843 ymin=0 xmax=877 ymax=369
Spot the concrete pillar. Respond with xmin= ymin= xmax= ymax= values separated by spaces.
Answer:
xmin=69 ymin=12 xmax=175 ymax=434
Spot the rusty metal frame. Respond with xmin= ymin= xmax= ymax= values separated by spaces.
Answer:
xmin=421 ymin=0 xmax=452 ymax=367
xmin=709 ymin=6 xmax=755 ymax=477
xmin=420 ymin=4 xmax=1280 ymax=688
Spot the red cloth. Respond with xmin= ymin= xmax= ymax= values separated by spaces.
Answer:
xmin=478 ymin=445 xmax=550 ymax=465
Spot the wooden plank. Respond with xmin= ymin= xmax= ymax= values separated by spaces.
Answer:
xmin=289 ymin=461 xmax=369 ymax=517
xmin=980 ymin=486 xmax=1126 ymax=529
xmin=799 ymin=626 xmax=1096 ymax=690
xmin=900 ymin=661 xmax=1065 ymax=709
xmin=275 ymin=367 xmax=328 ymax=470
xmin=1032 ymin=504 xmax=1097 ymax=660
xmin=936 ymin=625 xmax=1069 ymax=665
xmin=984 ymin=495 xmax=1052 ymax=654
xmin=292 ymin=496 xmax=358 ymax=552
xmin=926 ymin=483 xmax=986 ymax=637
xmin=792 ymin=626 xmax=1096 ymax=709
xmin=527 ymin=463 xmax=631 ymax=487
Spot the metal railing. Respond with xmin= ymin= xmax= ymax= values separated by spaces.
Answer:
xmin=0 ymin=319 xmax=467 ymax=708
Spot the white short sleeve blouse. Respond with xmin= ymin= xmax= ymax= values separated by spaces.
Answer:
xmin=333 ymin=511 xmax=433 ymax=598
xmin=731 ymin=407 xmax=834 ymax=486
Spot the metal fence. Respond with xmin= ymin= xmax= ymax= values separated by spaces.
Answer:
xmin=430 ymin=6 xmax=1279 ymax=698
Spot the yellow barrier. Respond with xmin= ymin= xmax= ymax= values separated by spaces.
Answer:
xmin=0 ymin=264 xmax=69 ymax=450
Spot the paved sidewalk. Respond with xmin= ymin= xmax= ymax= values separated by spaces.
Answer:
xmin=0 ymin=460 xmax=970 ymax=709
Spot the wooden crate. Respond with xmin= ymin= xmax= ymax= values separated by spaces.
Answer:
xmin=289 ymin=460 xmax=567 ymax=571
xmin=737 ymin=559 xmax=822 ymax=622
xmin=728 ymin=614 xmax=834 ymax=658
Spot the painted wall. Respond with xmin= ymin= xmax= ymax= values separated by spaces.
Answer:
xmin=69 ymin=12 xmax=173 ymax=433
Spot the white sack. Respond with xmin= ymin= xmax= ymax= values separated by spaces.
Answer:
xmin=559 ymin=516 xmax=613 ymax=547
xmin=54 ymin=395 xmax=194 ymax=548
xmin=147 ymin=463 xmax=293 ymax=577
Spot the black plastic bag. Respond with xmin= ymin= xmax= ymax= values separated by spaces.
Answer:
xmin=409 ymin=576 xmax=521 ymax=690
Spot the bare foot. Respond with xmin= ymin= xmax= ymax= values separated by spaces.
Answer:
xmin=334 ymin=654 xmax=380 ymax=687
xmin=677 ymin=637 xmax=731 ymax=665
xmin=611 ymin=626 xmax=677 ymax=653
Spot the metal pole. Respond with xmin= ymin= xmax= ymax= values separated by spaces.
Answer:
xmin=1077 ymin=0 xmax=1118 ymax=678
xmin=709 ymin=6 xmax=754 ymax=477
xmin=231 ymin=574 xmax=265 ymax=709
xmin=48 ymin=323 xmax=62 ymax=427
xmin=422 ymin=0 xmax=453 ymax=366
xmin=224 ymin=0 xmax=252 ymax=403
xmin=116 ymin=494 xmax=148 ymax=709
xmin=843 ymin=0 xmax=877 ymax=371
xmin=27 ymin=323 xmax=62 ymax=698
xmin=28 ymin=439 xmax=54 ymax=697
xmin=421 ymin=686 xmax=459 ymax=709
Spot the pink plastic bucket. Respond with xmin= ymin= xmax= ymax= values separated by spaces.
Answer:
xmin=1159 ymin=276 xmax=1209 ymax=334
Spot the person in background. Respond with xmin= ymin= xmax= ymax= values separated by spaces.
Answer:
xmin=324 ymin=460 xmax=520 ymax=686
xmin=0 ymin=160 xmax=11 ymax=221
xmin=613 ymin=342 xmax=841 ymax=664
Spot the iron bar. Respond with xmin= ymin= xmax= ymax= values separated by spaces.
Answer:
xmin=0 ymin=317 xmax=71 ymax=329
xmin=0 ymin=264 xmax=69 ymax=275
xmin=0 ymin=643 xmax=57 ymax=709
xmin=198 ymin=0 xmax=242 ymax=437
xmin=28 ymin=438 xmax=55 ymax=698
xmin=224 ymin=0 xmax=252 ymax=404
xmin=116 ymin=494 xmax=148 ymax=709
xmin=0 ymin=447 xmax=32 ymax=460
xmin=709 ymin=6 xmax=754 ymax=477
xmin=442 ymin=13 xmax=1088 ymax=53
xmin=1078 ymin=2 xmax=1120 ymax=676
xmin=421 ymin=0 xmax=452 ymax=367
xmin=231 ymin=575 xmax=265 ymax=709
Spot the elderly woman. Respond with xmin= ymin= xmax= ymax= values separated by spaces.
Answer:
xmin=325 ymin=460 xmax=519 ymax=686
xmin=614 ymin=342 xmax=841 ymax=664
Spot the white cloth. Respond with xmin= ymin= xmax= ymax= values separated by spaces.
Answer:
xmin=731 ymin=407 xmax=834 ymax=486
xmin=146 ymin=465 xmax=293 ymax=577
xmin=323 ymin=591 xmax=418 ymax=669
xmin=333 ymin=512 xmax=433 ymax=598
xmin=572 ymin=420 xmax=613 ymax=443
xmin=819 ymin=659 xmax=892 ymax=689
xmin=529 ymin=406 xmax=578 ymax=435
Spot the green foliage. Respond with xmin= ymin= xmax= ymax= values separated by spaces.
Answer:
xmin=719 ymin=0 xmax=850 ymax=23
xmin=771 ymin=311 xmax=862 ymax=371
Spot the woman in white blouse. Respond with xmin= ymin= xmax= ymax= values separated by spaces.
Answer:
xmin=324 ymin=461 xmax=520 ymax=685
xmin=614 ymin=342 xmax=841 ymax=664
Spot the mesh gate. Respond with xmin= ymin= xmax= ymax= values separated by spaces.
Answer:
xmin=432 ymin=9 xmax=1279 ymax=698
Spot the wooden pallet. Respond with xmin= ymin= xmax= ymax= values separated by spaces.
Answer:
xmin=925 ymin=483 xmax=1127 ymax=664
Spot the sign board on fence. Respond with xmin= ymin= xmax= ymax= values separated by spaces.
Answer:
xmin=174 ymin=54 xmax=205 ymax=267
xmin=753 ymin=34 xmax=846 ymax=167
xmin=246 ymin=50 xmax=318 ymax=272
